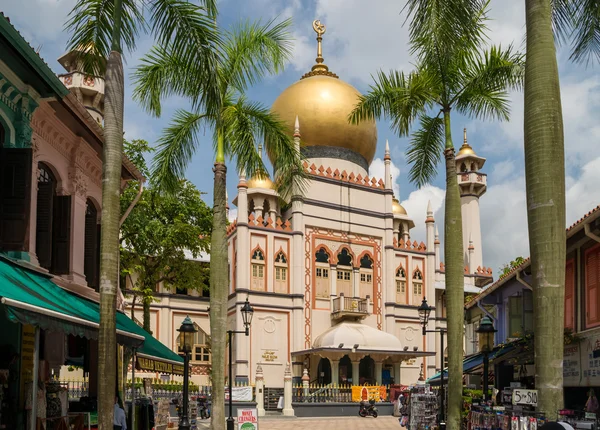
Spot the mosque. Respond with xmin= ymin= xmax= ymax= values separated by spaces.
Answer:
xmin=222 ymin=20 xmax=495 ymax=389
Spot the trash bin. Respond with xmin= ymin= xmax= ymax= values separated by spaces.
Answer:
xmin=127 ymin=397 xmax=155 ymax=430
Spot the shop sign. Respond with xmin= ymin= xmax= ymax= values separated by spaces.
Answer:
xmin=261 ymin=351 xmax=277 ymax=362
xmin=237 ymin=408 xmax=258 ymax=430
xmin=512 ymin=389 xmax=538 ymax=407
xmin=225 ymin=386 xmax=253 ymax=402
xmin=136 ymin=357 xmax=184 ymax=375
xmin=563 ymin=344 xmax=581 ymax=386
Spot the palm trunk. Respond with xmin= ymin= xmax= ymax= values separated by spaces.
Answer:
xmin=98 ymin=2 xmax=124 ymax=428
xmin=443 ymin=110 xmax=464 ymax=430
xmin=210 ymin=157 xmax=228 ymax=430
xmin=524 ymin=0 xmax=566 ymax=419
xmin=98 ymin=48 xmax=124 ymax=430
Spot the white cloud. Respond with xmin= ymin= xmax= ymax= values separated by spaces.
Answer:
xmin=369 ymin=157 xmax=401 ymax=197
xmin=401 ymin=185 xmax=446 ymax=247
xmin=228 ymin=208 xmax=238 ymax=224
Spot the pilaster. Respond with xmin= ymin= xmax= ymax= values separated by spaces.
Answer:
xmin=291 ymin=117 xmax=305 ymax=353
xmin=67 ymin=166 xmax=88 ymax=285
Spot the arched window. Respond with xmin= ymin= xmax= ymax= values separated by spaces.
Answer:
xmin=395 ymin=266 xmax=407 ymax=304
xmin=177 ymin=324 xmax=211 ymax=363
xmin=248 ymin=199 xmax=255 ymax=217
xmin=359 ymin=254 xmax=373 ymax=298
xmin=461 ymin=162 xmax=467 ymax=172
xmin=315 ymin=247 xmax=330 ymax=298
xmin=336 ymin=248 xmax=353 ymax=297
xmin=251 ymin=247 xmax=265 ymax=291
xmin=84 ymin=199 xmax=100 ymax=290
xmin=412 ymin=268 xmax=423 ymax=304
xmin=274 ymin=250 xmax=288 ymax=293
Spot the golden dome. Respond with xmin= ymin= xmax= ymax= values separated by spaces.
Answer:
xmin=457 ymin=128 xmax=477 ymax=157
xmin=270 ymin=20 xmax=377 ymax=167
xmin=392 ymin=197 xmax=407 ymax=215
xmin=247 ymin=175 xmax=275 ymax=190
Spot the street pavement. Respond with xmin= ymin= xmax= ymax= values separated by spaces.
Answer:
xmin=195 ymin=416 xmax=400 ymax=429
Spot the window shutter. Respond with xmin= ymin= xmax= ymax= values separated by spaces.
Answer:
xmin=84 ymin=212 xmax=98 ymax=289
xmin=36 ymin=181 xmax=54 ymax=269
xmin=508 ymin=296 xmax=522 ymax=337
xmin=587 ymin=248 xmax=600 ymax=326
xmin=0 ymin=148 xmax=32 ymax=251
xmin=51 ymin=195 xmax=71 ymax=274
xmin=565 ymin=259 xmax=575 ymax=329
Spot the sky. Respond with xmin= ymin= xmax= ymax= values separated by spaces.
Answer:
xmin=3 ymin=0 xmax=600 ymax=276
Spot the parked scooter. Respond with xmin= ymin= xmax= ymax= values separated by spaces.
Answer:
xmin=359 ymin=399 xmax=378 ymax=418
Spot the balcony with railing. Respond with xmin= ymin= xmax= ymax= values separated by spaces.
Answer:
xmin=331 ymin=294 xmax=370 ymax=321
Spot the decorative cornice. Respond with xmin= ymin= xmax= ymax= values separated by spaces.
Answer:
xmin=303 ymin=160 xmax=386 ymax=190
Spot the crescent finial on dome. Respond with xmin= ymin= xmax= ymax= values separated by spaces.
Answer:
xmin=301 ymin=20 xmax=338 ymax=80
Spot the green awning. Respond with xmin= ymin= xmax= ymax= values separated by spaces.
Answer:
xmin=0 ymin=256 xmax=183 ymax=372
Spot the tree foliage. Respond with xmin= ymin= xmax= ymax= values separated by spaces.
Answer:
xmin=499 ymin=256 xmax=527 ymax=277
xmin=120 ymin=139 xmax=212 ymax=332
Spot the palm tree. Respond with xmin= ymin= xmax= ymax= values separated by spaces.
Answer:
xmin=133 ymin=18 xmax=304 ymax=430
xmin=65 ymin=0 xmax=219 ymax=427
xmin=350 ymin=2 xmax=523 ymax=428
xmin=521 ymin=0 xmax=600 ymax=419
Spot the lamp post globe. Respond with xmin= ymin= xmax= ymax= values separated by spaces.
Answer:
xmin=241 ymin=298 xmax=255 ymax=335
xmin=178 ymin=316 xmax=197 ymax=430
xmin=475 ymin=315 xmax=496 ymax=402
xmin=417 ymin=298 xmax=432 ymax=335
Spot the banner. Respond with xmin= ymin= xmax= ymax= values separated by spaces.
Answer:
xmin=225 ymin=386 xmax=253 ymax=402
xmin=351 ymin=385 xmax=387 ymax=402
xmin=563 ymin=333 xmax=600 ymax=387
xmin=237 ymin=408 xmax=258 ymax=430
xmin=135 ymin=356 xmax=184 ymax=375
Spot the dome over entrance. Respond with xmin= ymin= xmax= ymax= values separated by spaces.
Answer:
xmin=313 ymin=321 xmax=403 ymax=351
xmin=270 ymin=20 xmax=377 ymax=169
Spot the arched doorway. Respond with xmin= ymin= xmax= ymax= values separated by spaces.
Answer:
xmin=359 ymin=356 xmax=375 ymax=385
xmin=317 ymin=357 xmax=331 ymax=385
xmin=339 ymin=355 xmax=352 ymax=384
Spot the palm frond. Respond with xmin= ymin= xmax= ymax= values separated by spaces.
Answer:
xmin=453 ymin=45 xmax=522 ymax=121
xmin=132 ymin=45 xmax=219 ymax=117
xmin=65 ymin=0 xmax=143 ymax=74
xmin=151 ymin=110 xmax=211 ymax=193
xmin=221 ymin=96 xmax=307 ymax=200
xmin=566 ymin=0 xmax=600 ymax=65
xmin=349 ymin=69 xmax=440 ymax=136
xmin=406 ymin=114 xmax=445 ymax=187
xmin=221 ymin=17 xmax=293 ymax=93
xmin=552 ymin=0 xmax=574 ymax=45
xmin=404 ymin=0 xmax=490 ymax=63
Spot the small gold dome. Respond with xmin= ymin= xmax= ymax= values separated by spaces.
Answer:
xmin=270 ymin=74 xmax=378 ymax=166
xmin=457 ymin=143 xmax=476 ymax=157
xmin=247 ymin=175 xmax=275 ymax=190
xmin=392 ymin=197 xmax=407 ymax=215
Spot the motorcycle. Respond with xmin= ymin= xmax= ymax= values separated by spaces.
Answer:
xmin=359 ymin=399 xmax=378 ymax=418
xmin=198 ymin=396 xmax=211 ymax=419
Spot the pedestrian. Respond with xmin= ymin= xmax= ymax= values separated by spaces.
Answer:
xmin=586 ymin=389 xmax=599 ymax=414
xmin=114 ymin=396 xmax=127 ymax=430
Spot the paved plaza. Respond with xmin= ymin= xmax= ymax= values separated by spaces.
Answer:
xmin=195 ymin=416 xmax=400 ymax=429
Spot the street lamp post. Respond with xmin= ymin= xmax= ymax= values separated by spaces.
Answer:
xmin=178 ymin=316 xmax=197 ymax=430
xmin=227 ymin=298 xmax=254 ymax=430
xmin=418 ymin=298 xmax=446 ymax=428
xmin=475 ymin=316 xmax=496 ymax=402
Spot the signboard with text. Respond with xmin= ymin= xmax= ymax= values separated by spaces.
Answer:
xmin=512 ymin=389 xmax=538 ymax=407
xmin=135 ymin=356 xmax=184 ymax=375
xmin=237 ymin=408 xmax=258 ymax=430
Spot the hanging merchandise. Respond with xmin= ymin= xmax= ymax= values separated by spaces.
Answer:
xmin=409 ymin=385 xmax=438 ymax=430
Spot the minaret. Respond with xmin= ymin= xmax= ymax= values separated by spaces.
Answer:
xmin=456 ymin=128 xmax=487 ymax=271
xmin=384 ymin=140 xmax=392 ymax=190
xmin=434 ymin=226 xmax=441 ymax=271
xmin=57 ymin=46 xmax=105 ymax=125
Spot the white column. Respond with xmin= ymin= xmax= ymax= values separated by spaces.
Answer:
xmin=331 ymin=358 xmax=339 ymax=385
xmin=69 ymin=191 xmax=87 ymax=284
xmin=235 ymin=174 xmax=251 ymax=380
xmin=283 ymin=363 xmax=294 ymax=416
xmin=291 ymin=117 xmax=305 ymax=353
xmin=302 ymin=368 xmax=310 ymax=397
xmin=425 ymin=201 xmax=437 ymax=376
xmin=375 ymin=361 xmax=383 ymax=385
xmin=255 ymin=365 xmax=266 ymax=416
xmin=352 ymin=268 xmax=359 ymax=297
xmin=352 ymin=361 xmax=360 ymax=385
xmin=434 ymin=226 xmax=440 ymax=271
xmin=468 ymin=234 xmax=475 ymax=273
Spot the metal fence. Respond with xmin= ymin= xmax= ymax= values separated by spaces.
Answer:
xmin=292 ymin=383 xmax=391 ymax=403
xmin=59 ymin=378 xmax=255 ymax=403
